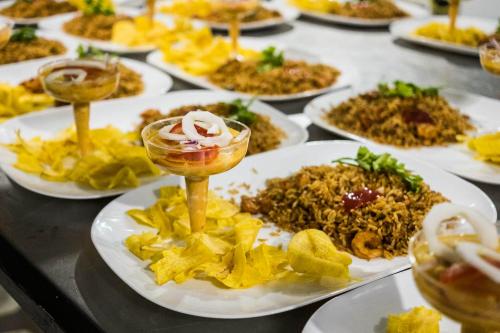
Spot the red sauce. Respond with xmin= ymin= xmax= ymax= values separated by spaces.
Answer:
xmin=343 ymin=187 xmax=380 ymax=211
xmin=402 ymin=108 xmax=434 ymax=125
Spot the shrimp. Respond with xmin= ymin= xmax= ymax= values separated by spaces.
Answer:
xmin=351 ymin=231 xmax=383 ymax=259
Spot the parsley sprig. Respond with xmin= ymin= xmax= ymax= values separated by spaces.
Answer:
xmin=10 ymin=27 xmax=37 ymax=42
xmin=76 ymin=44 xmax=117 ymax=59
xmin=228 ymin=99 xmax=257 ymax=125
xmin=83 ymin=0 xmax=114 ymax=15
xmin=257 ymin=46 xmax=284 ymax=73
xmin=377 ymin=81 xmax=440 ymax=98
xmin=332 ymin=146 xmax=423 ymax=192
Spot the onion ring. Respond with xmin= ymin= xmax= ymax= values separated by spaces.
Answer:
xmin=182 ymin=111 xmax=233 ymax=147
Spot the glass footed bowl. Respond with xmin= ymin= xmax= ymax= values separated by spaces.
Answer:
xmin=409 ymin=220 xmax=500 ymax=332
xmin=141 ymin=116 xmax=251 ymax=178
xmin=479 ymin=41 xmax=500 ymax=76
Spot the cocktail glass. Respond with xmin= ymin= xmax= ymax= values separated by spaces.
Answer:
xmin=141 ymin=117 xmax=250 ymax=233
xmin=0 ymin=18 xmax=13 ymax=49
xmin=38 ymin=58 xmax=119 ymax=156
xmin=410 ymin=221 xmax=500 ymax=333
xmin=480 ymin=40 xmax=500 ymax=76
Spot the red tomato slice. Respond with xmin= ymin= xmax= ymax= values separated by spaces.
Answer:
xmin=166 ymin=123 xmax=219 ymax=162
xmin=439 ymin=262 xmax=480 ymax=284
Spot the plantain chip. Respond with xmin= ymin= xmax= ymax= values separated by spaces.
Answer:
xmin=387 ymin=306 xmax=441 ymax=333
xmin=0 ymin=83 xmax=54 ymax=122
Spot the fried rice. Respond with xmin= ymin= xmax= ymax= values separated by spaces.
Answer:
xmin=324 ymin=91 xmax=475 ymax=148
xmin=63 ymin=14 xmax=131 ymax=40
xmin=332 ymin=0 xmax=408 ymax=19
xmin=0 ymin=0 xmax=76 ymax=18
xmin=241 ymin=164 xmax=447 ymax=259
xmin=202 ymin=5 xmax=281 ymax=23
xmin=138 ymin=102 xmax=286 ymax=155
xmin=208 ymin=59 xmax=340 ymax=96
xmin=0 ymin=37 xmax=66 ymax=65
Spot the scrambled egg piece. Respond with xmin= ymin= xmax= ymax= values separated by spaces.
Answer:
xmin=463 ymin=132 xmax=500 ymax=164
xmin=159 ymin=0 xmax=212 ymax=19
xmin=0 ymin=83 xmax=54 ymax=123
xmin=111 ymin=16 xmax=196 ymax=47
xmin=387 ymin=306 xmax=441 ymax=333
xmin=125 ymin=186 xmax=353 ymax=289
xmin=288 ymin=0 xmax=340 ymax=13
xmin=160 ymin=27 xmax=259 ymax=76
xmin=5 ymin=126 xmax=161 ymax=189
xmin=414 ymin=22 xmax=487 ymax=47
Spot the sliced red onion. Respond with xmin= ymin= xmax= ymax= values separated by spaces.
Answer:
xmin=182 ymin=111 xmax=233 ymax=147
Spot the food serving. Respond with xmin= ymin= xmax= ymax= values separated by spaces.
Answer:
xmin=479 ymin=39 xmax=500 ymax=76
xmin=0 ymin=83 xmax=54 ymax=122
xmin=323 ymin=81 xmax=475 ymax=148
xmin=0 ymin=0 xmax=76 ymax=19
xmin=290 ymin=0 xmax=408 ymax=20
xmin=138 ymin=99 xmax=286 ymax=155
xmin=0 ymin=18 xmax=13 ymax=48
xmin=241 ymin=146 xmax=447 ymax=259
xmin=208 ymin=46 xmax=340 ymax=96
xmin=160 ymin=0 xmax=282 ymax=25
xmin=460 ymin=131 xmax=500 ymax=165
xmin=386 ymin=306 xmax=441 ymax=332
xmin=414 ymin=22 xmax=488 ymax=48
xmin=411 ymin=203 xmax=500 ymax=332
xmin=0 ymin=27 xmax=66 ymax=65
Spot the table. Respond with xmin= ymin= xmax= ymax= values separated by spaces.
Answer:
xmin=0 ymin=15 xmax=499 ymax=333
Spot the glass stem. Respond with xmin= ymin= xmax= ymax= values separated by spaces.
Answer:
xmin=229 ymin=17 xmax=240 ymax=59
xmin=461 ymin=324 xmax=499 ymax=333
xmin=185 ymin=176 xmax=209 ymax=233
xmin=448 ymin=0 xmax=459 ymax=34
xmin=73 ymin=102 xmax=91 ymax=157
xmin=147 ymin=0 xmax=155 ymax=26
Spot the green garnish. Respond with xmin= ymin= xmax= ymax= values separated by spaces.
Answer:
xmin=257 ymin=46 xmax=284 ymax=73
xmin=332 ymin=146 xmax=423 ymax=192
xmin=76 ymin=44 xmax=113 ymax=59
xmin=496 ymin=18 xmax=500 ymax=34
xmin=9 ymin=27 xmax=37 ymax=42
xmin=377 ymin=81 xmax=440 ymax=98
xmin=83 ymin=0 xmax=114 ymax=15
xmin=228 ymin=99 xmax=257 ymax=125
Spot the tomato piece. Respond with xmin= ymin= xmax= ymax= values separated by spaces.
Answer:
xmin=165 ymin=123 xmax=218 ymax=162
xmin=439 ymin=262 xmax=480 ymax=284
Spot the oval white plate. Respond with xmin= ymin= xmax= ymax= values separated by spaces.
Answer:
xmin=303 ymin=269 xmax=462 ymax=333
xmin=38 ymin=9 xmax=203 ymax=54
xmin=0 ymin=90 xmax=307 ymax=199
xmin=146 ymin=38 xmax=358 ymax=101
xmin=0 ymin=29 xmax=78 ymax=67
xmin=304 ymin=88 xmax=500 ymax=184
xmin=390 ymin=16 xmax=497 ymax=56
xmin=0 ymin=57 xmax=173 ymax=100
xmin=157 ymin=0 xmax=299 ymax=31
xmin=91 ymin=140 xmax=495 ymax=318
xmin=295 ymin=0 xmax=428 ymax=27
xmin=0 ymin=0 xmax=77 ymax=25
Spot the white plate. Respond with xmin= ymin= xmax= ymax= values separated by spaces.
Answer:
xmin=0 ymin=57 xmax=173 ymax=100
xmin=0 ymin=0 xmax=77 ymax=25
xmin=390 ymin=16 xmax=497 ymax=56
xmin=146 ymin=38 xmax=358 ymax=101
xmin=0 ymin=91 xmax=308 ymax=199
xmin=303 ymin=269 xmax=462 ymax=333
xmin=296 ymin=0 xmax=428 ymax=27
xmin=304 ymin=88 xmax=500 ymax=184
xmin=38 ymin=9 xmax=202 ymax=54
xmin=0 ymin=30 xmax=77 ymax=66
xmin=91 ymin=141 xmax=496 ymax=318
xmin=157 ymin=0 xmax=300 ymax=31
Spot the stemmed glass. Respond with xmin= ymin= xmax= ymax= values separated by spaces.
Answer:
xmin=38 ymin=58 xmax=120 ymax=156
xmin=141 ymin=117 xmax=250 ymax=232
xmin=0 ymin=18 xmax=13 ymax=49
xmin=146 ymin=0 xmax=156 ymax=25
xmin=410 ymin=221 xmax=500 ymax=333
xmin=448 ymin=0 xmax=460 ymax=33
xmin=212 ymin=0 xmax=258 ymax=59
xmin=479 ymin=40 xmax=500 ymax=77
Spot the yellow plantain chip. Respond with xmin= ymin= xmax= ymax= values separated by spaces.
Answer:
xmin=0 ymin=83 xmax=54 ymax=122
xmin=464 ymin=132 xmax=500 ymax=164
xmin=125 ymin=232 xmax=161 ymax=260
xmin=387 ymin=306 xmax=441 ymax=333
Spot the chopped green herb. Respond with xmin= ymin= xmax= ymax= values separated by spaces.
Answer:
xmin=83 ymin=0 xmax=114 ymax=15
xmin=257 ymin=46 xmax=284 ymax=73
xmin=496 ymin=18 xmax=500 ymax=34
xmin=9 ymin=27 xmax=37 ymax=42
xmin=76 ymin=44 xmax=114 ymax=59
xmin=332 ymin=146 xmax=423 ymax=192
xmin=377 ymin=81 xmax=440 ymax=98
xmin=228 ymin=98 xmax=257 ymax=125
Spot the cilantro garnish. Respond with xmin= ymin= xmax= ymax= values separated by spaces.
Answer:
xmin=377 ymin=81 xmax=440 ymax=98
xmin=9 ymin=27 xmax=37 ymax=42
xmin=83 ymin=0 xmax=114 ymax=15
xmin=332 ymin=146 xmax=423 ymax=192
xmin=76 ymin=44 xmax=110 ymax=59
xmin=228 ymin=99 xmax=257 ymax=125
xmin=257 ymin=46 xmax=284 ymax=73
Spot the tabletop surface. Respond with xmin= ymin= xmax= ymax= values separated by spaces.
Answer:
xmin=0 ymin=8 xmax=499 ymax=333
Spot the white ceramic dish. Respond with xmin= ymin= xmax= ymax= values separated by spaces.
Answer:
xmin=91 ymin=140 xmax=496 ymax=318
xmin=303 ymin=269 xmax=461 ymax=333
xmin=0 ymin=57 xmax=173 ymax=100
xmin=0 ymin=0 xmax=78 ymax=25
xmin=157 ymin=0 xmax=300 ymax=31
xmin=295 ymin=0 xmax=428 ymax=27
xmin=390 ymin=16 xmax=497 ymax=56
xmin=304 ymin=88 xmax=500 ymax=184
xmin=0 ymin=29 xmax=78 ymax=66
xmin=0 ymin=90 xmax=308 ymax=199
xmin=146 ymin=38 xmax=358 ymax=101
xmin=38 ymin=9 xmax=201 ymax=54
